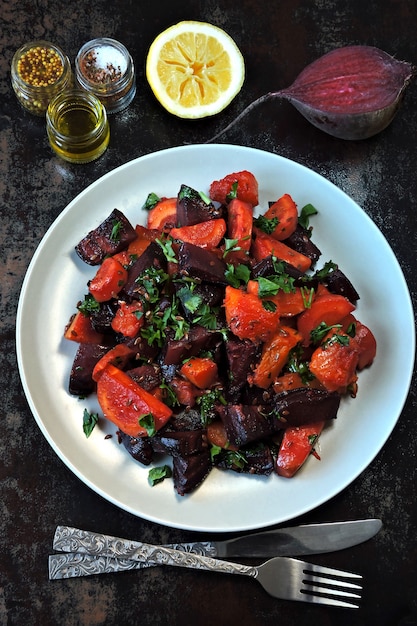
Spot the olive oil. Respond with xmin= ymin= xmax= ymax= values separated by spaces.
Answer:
xmin=47 ymin=90 xmax=110 ymax=163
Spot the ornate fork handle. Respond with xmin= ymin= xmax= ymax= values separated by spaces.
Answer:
xmin=52 ymin=526 xmax=257 ymax=579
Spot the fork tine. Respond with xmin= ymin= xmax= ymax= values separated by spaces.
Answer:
xmin=301 ymin=563 xmax=362 ymax=609
xmin=300 ymin=593 xmax=361 ymax=609
xmin=304 ymin=562 xmax=362 ymax=578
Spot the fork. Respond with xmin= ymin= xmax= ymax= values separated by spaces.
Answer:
xmin=49 ymin=526 xmax=362 ymax=608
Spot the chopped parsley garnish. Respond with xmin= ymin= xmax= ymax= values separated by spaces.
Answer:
xmin=321 ymin=333 xmax=350 ymax=349
xmin=157 ymin=237 xmax=178 ymax=264
xmin=142 ymin=192 xmax=161 ymax=211
xmin=139 ymin=413 xmax=156 ymax=437
xmin=300 ymin=286 xmax=315 ymax=309
xmin=82 ymin=409 xmax=99 ymax=438
xmin=110 ymin=219 xmax=123 ymax=242
xmin=225 ymin=263 xmax=250 ymax=287
xmin=197 ymin=389 xmax=226 ymax=426
xmin=199 ymin=190 xmax=211 ymax=204
xmin=310 ymin=322 xmax=343 ymax=345
xmin=77 ymin=294 xmax=100 ymax=316
xmin=148 ymin=464 xmax=172 ymax=486
xmin=286 ymin=345 xmax=315 ymax=384
xmin=253 ymin=214 xmax=279 ymax=234
xmin=223 ymin=237 xmax=247 ymax=258
xmin=299 ymin=203 xmax=318 ymax=230
xmin=314 ymin=260 xmax=338 ymax=280
xmin=226 ymin=181 xmax=238 ymax=201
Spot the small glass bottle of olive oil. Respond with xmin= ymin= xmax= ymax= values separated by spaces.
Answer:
xmin=46 ymin=89 xmax=110 ymax=163
xmin=11 ymin=40 xmax=72 ymax=115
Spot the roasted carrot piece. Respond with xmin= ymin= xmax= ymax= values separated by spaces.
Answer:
xmin=209 ymin=170 xmax=259 ymax=206
xmin=224 ymin=285 xmax=281 ymax=343
xmin=249 ymin=325 xmax=302 ymax=389
xmin=169 ymin=376 xmax=200 ymax=407
xmin=97 ymin=364 xmax=172 ymax=437
xmin=251 ymin=227 xmax=312 ymax=272
xmin=146 ymin=197 xmax=177 ymax=231
xmin=170 ymin=218 xmax=226 ymax=249
xmin=273 ymin=372 xmax=306 ymax=393
xmin=180 ymin=357 xmax=219 ymax=390
xmin=309 ymin=333 xmax=359 ymax=393
xmin=88 ymin=256 xmax=128 ymax=303
xmin=351 ymin=320 xmax=377 ymax=369
xmin=125 ymin=225 xmax=159 ymax=258
xmin=111 ymin=300 xmax=144 ymax=338
xmin=246 ymin=280 xmax=308 ymax=317
xmin=92 ymin=343 xmax=136 ymax=382
xmin=227 ymin=198 xmax=253 ymax=253
xmin=263 ymin=193 xmax=298 ymax=241
xmin=64 ymin=311 xmax=104 ymax=344
xmin=297 ymin=293 xmax=356 ymax=346
xmin=207 ymin=419 xmax=238 ymax=450
xmin=276 ymin=421 xmax=325 ymax=478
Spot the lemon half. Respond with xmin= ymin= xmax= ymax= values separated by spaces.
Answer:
xmin=146 ymin=20 xmax=245 ymax=119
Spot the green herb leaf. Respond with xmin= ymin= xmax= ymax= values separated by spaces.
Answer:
xmin=308 ymin=433 xmax=319 ymax=446
xmin=299 ymin=203 xmax=318 ymax=230
xmin=199 ymin=190 xmax=211 ymax=205
xmin=142 ymin=192 xmax=161 ymax=211
xmin=225 ymin=263 xmax=250 ymax=287
xmin=300 ymin=286 xmax=315 ymax=309
xmin=321 ymin=333 xmax=350 ymax=349
xmin=226 ymin=181 xmax=238 ymax=201
xmin=314 ymin=260 xmax=338 ymax=280
xmin=156 ymin=237 xmax=178 ymax=263
xmin=138 ymin=413 xmax=156 ymax=437
xmin=77 ymin=294 xmax=100 ymax=316
xmin=223 ymin=238 xmax=242 ymax=257
xmin=253 ymin=214 xmax=279 ymax=234
xmin=310 ymin=322 xmax=342 ymax=345
xmin=82 ymin=409 xmax=99 ymax=438
xmin=210 ymin=444 xmax=222 ymax=461
xmin=110 ymin=219 xmax=123 ymax=242
xmin=197 ymin=389 xmax=226 ymax=426
xmin=148 ymin=464 xmax=172 ymax=486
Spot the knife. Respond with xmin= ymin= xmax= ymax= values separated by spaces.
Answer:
xmin=49 ymin=519 xmax=381 ymax=579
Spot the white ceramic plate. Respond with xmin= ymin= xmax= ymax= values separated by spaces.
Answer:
xmin=16 ymin=144 xmax=415 ymax=532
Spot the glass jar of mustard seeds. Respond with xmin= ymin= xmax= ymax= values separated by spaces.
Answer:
xmin=46 ymin=89 xmax=110 ymax=163
xmin=75 ymin=38 xmax=136 ymax=113
xmin=11 ymin=40 xmax=72 ymax=115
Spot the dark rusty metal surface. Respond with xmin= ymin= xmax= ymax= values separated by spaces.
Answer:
xmin=1 ymin=1 xmax=416 ymax=624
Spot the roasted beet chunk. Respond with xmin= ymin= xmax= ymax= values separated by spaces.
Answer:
xmin=176 ymin=184 xmax=223 ymax=226
xmin=220 ymin=404 xmax=276 ymax=447
xmin=215 ymin=443 xmax=274 ymax=475
xmin=118 ymin=431 xmax=154 ymax=465
xmin=321 ymin=267 xmax=360 ymax=303
xmin=122 ymin=241 xmax=167 ymax=299
xmin=172 ymin=450 xmax=212 ymax=495
xmin=152 ymin=430 xmax=208 ymax=457
xmin=126 ymin=364 xmax=162 ymax=390
xmin=162 ymin=325 xmax=219 ymax=366
xmin=178 ymin=241 xmax=227 ymax=284
xmin=225 ymin=336 xmax=260 ymax=402
xmin=69 ymin=343 xmax=110 ymax=396
xmin=272 ymin=387 xmax=341 ymax=427
xmin=75 ymin=209 xmax=137 ymax=265
xmin=90 ymin=301 xmax=118 ymax=334
xmin=284 ymin=224 xmax=321 ymax=267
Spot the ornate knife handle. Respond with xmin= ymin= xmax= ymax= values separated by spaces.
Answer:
xmin=51 ymin=526 xmax=257 ymax=580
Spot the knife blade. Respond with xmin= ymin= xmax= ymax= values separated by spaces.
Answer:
xmin=50 ymin=519 xmax=382 ymax=579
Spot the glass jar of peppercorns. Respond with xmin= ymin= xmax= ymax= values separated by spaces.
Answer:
xmin=75 ymin=38 xmax=136 ymax=113
xmin=11 ymin=40 xmax=72 ymax=116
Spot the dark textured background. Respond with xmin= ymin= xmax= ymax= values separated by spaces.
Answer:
xmin=1 ymin=1 xmax=416 ymax=624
